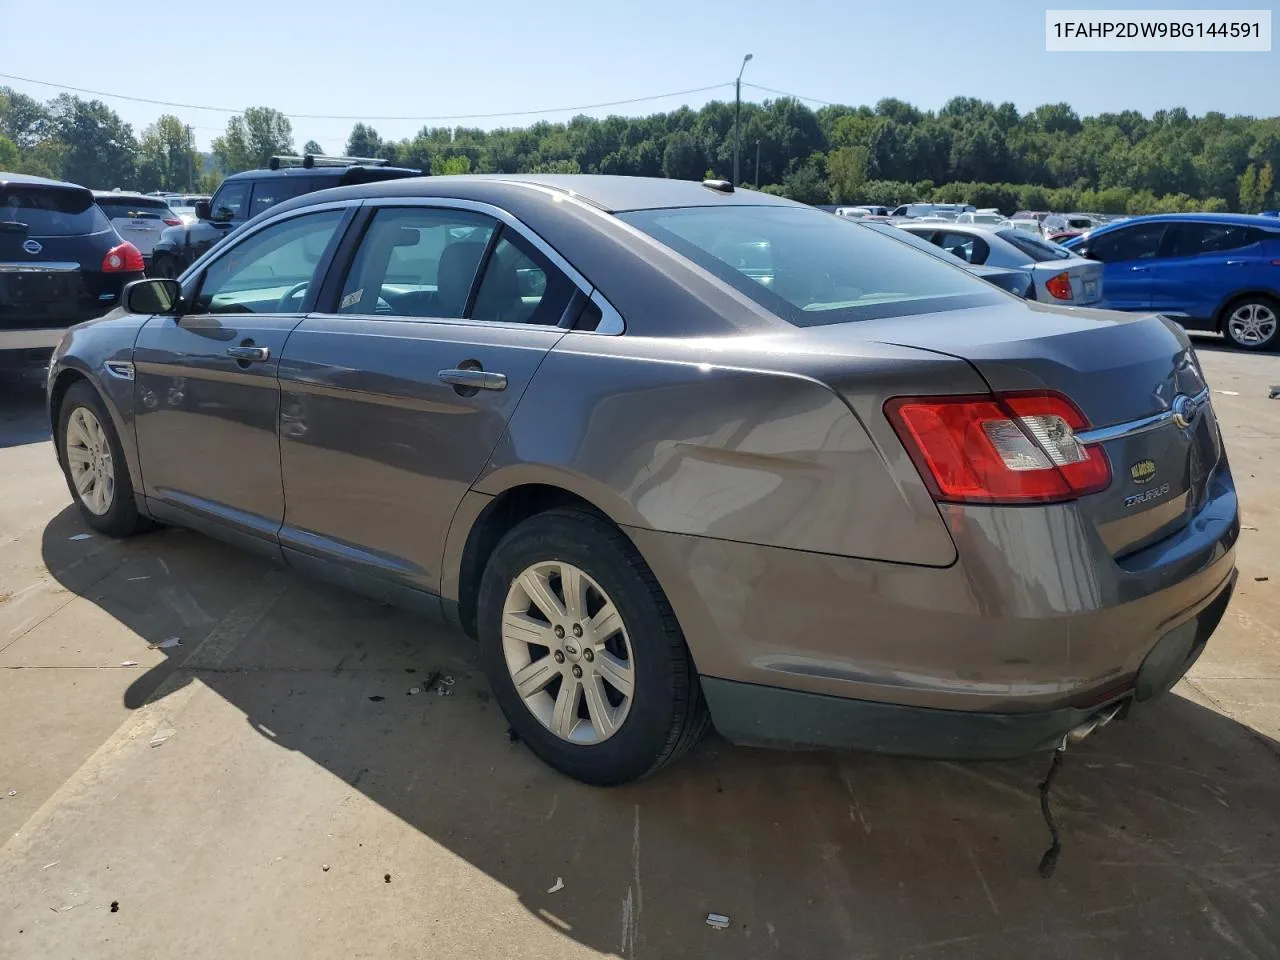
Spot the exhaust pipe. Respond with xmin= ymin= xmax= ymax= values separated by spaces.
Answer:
xmin=1064 ymin=701 xmax=1124 ymax=745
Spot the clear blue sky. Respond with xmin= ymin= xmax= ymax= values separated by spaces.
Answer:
xmin=1 ymin=0 xmax=1275 ymax=151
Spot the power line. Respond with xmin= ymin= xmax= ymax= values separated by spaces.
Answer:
xmin=742 ymin=82 xmax=839 ymax=107
xmin=0 ymin=73 xmax=733 ymax=122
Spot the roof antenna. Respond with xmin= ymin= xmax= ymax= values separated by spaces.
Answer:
xmin=702 ymin=179 xmax=734 ymax=194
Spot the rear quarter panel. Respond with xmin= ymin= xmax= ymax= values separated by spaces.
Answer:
xmin=474 ymin=330 xmax=990 ymax=568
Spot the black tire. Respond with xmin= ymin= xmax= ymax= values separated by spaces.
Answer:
xmin=1219 ymin=294 xmax=1279 ymax=351
xmin=57 ymin=381 xmax=146 ymax=537
xmin=478 ymin=507 xmax=709 ymax=785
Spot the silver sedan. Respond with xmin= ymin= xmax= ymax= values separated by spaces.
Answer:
xmin=899 ymin=222 xmax=1105 ymax=305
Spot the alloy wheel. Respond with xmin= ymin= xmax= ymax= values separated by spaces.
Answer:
xmin=64 ymin=406 xmax=115 ymax=516
xmin=1227 ymin=302 xmax=1277 ymax=347
xmin=501 ymin=560 xmax=635 ymax=744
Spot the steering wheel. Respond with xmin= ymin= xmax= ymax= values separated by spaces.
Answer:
xmin=278 ymin=281 xmax=310 ymax=311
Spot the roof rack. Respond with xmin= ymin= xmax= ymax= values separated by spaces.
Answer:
xmin=268 ymin=154 xmax=389 ymax=171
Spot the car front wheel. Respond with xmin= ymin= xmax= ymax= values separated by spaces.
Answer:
xmin=1221 ymin=295 xmax=1279 ymax=350
xmin=58 ymin=381 xmax=145 ymax=537
xmin=478 ymin=507 xmax=708 ymax=785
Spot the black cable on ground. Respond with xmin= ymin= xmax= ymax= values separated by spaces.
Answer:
xmin=1037 ymin=745 xmax=1066 ymax=878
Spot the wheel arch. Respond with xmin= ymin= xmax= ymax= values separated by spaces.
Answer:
xmin=49 ymin=363 xmax=147 ymax=509
xmin=442 ymin=467 xmax=655 ymax=641
xmin=1214 ymin=288 xmax=1280 ymax=331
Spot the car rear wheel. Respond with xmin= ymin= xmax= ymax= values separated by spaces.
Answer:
xmin=477 ymin=507 xmax=708 ymax=785
xmin=1221 ymin=295 xmax=1278 ymax=351
xmin=58 ymin=381 xmax=145 ymax=537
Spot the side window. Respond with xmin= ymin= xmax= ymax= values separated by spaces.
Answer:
xmin=338 ymin=208 xmax=496 ymax=317
xmin=934 ymin=231 xmax=988 ymax=265
xmin=209 ymin=182 xmax=249 ymax=222
xmin=193 ymin=210 xmax=345 ymax=315
xmin=247 ymin=179 xmax=307 ymax=219
xmin=1088 ymin=223 xmax=1166 ymax=263
xmin=471 ymin=228 xmax=576 ymax=325
xmin=1166 ymin=223 xmax=1259 ymax=258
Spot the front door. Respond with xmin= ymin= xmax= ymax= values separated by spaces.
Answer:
xmin=132 ymin=208 xmax=348 ymax=550
xmin=276 ymin=203 xmax=579 ymax=595
xmin=1148 ymin=221 xmax=1267 ymax=325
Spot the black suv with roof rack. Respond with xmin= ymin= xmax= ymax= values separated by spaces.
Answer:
xmin=149 ymin=154 xmax=422 ymax=277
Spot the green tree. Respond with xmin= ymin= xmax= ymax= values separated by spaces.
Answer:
xmin=437 ymin=154 xmax=472 ymax=175
xmin=661 ymin=131 xmax=703 ymax=181
xmin=212 ymin=107 xmax=293 ymax=174
xmin=825 ymin=146 xmax=869 ymax=203
xmin=345 ymin=123 xmax=381 ymax=158
xmin=136 ymin=115 xmax=199 ymax=192
xmin=303 ymin=140 xmax=324 ymax=156
xmin=48 ymin=95 xmax=136 ymax=188
xmin=0 ymin=134 xmax=18 ymax=169
xmin=1238 ymin=164 xmax=1261 ymax=212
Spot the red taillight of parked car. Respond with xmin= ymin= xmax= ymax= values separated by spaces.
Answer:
xmin=101 ymin=241 xmax=145 ymax=273
xmin=885 ymin=392 xmax=1111 ymax=504
xmin=1044 ymin=272 xmax=1074 ymax=300
xmin=163 ymin=218 xmax=182 ymax=226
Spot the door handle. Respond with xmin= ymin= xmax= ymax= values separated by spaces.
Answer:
xmin=1226 ymin=260 xmax=1248 ymax=266
xmin=226 ymin=345 xmax=270 ymax=362
xmin=438 ymin=368 xmax=507 ymax=391
xmin=1130 ymin=266 xmax=1150 ymax=273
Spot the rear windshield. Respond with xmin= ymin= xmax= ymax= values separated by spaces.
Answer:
xmin=619 ymin=205 xmax=1002 ymax=327
xmin=97 ymin=197 xmax=174 ymax=220
xmin=0 ymin=185 xmax=111 ymax=237
xmin=997 ymin=230 xmax=1078 ymax=262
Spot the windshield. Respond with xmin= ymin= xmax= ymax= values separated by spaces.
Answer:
xmin=618 ymin=205 xmax=1002 ymax=327
xmin=997 ymin=230 xmax=1079 ymax=262
xmin=0 ymin=185 xmax=112 ymax=238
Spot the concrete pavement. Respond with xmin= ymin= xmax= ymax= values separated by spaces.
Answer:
xmin=1 ymin=343 xmax=1278 ymax=959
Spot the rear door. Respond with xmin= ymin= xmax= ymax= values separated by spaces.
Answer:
xmin=1 ymin=181 xmax=123 ymax=345
xmin=276 ymin=201 xmax=579 ymax=596
xmin=1081 ymin=221 xmax=1169 ymax=311
xmin=1148 ymin=221 xmax=1268 ymax=325
xmin=132 ymin=205 xmax=350 ymax=553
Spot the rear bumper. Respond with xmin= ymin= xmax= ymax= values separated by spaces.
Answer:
xmin=701 ymin=570 xmax=1233 ymax=758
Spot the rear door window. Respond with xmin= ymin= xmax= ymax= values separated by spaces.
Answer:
xmin=1087 ymin=223 xmax=1167 ymax=263
xmin=997 ymin=230 xmax=1077 ymax=262
xmin=337 ymin=207 xmax=497 ymax=317
xmin=933 ymin=231 xmax=990 ymax=265
xmin=470 ymin=229 xmax=576 ymax=325
xmin=1164 ymin=223 xmax=1261 ymax=258
xmin=0 ymin=185 xmax=111 ymax=237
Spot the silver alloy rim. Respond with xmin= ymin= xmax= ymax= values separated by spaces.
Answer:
xmin=502 ymin=560 xmax=635 ymax=744
xmin=64 ymin=406 xmax=115 ymax=516
xmin=1227 ymin=302 xmax=1277 ymax=346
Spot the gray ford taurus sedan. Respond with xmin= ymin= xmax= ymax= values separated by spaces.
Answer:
xmin=46 ymin=175 xmax=1238 ymax=785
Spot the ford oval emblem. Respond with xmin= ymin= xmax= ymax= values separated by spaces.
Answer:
xmin=22 ymin=239 xmax=42 ymax=255
xmin=1171 ymin=394 xmax=1201 ymax=430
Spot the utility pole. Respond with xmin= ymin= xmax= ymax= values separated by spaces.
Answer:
xmin=186 ymin=125 xmax=195 ymax=191
xmin=755 ymin=140 xmax=761 ymax=188
xmin=733 ymin=53 xmax=753 ymax=185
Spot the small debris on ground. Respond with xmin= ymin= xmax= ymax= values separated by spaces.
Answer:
xmin=127 ymin=576 xmax=150 ymax=581
xmin=706 ymin=913 xmax=731 ymax=930
xmin=442 ymin=675 xmax=455 ymax=687
xmin=421 ymin=671 xmax=442 ymax=694
xmin=1242 ymin=525 xmax=1259 ymax=531
xmin=6 ymin=790 xmax=16 ymax=798
xmin=150 ymin=729 xmax=175 ymax=748
xmin=42 ymin=862 xmax=59 ymax=870
xmin=507 ymin=727 xmax=520 ymax=743
xmin=147 ymin=636 xmax=182 ymax=650
xmin=120 ymin=660 xmax=139 ymax=667
xmin=1216 ymin=390 xmax=1239 ymax=396
xmin=407 ymin=686 xmax=421 ymax=695
xmin=405 ymin=667 xmax=416 ymax=674
xmin=109 ymin=901 xmax=119 ymax=913
xmin=368 ymin=695 xmax=385 ymax=702
xmin=1270 ymin=385 xmax=1280 ymax=399
xmin=547 ymin=877 xmax=564 ymax=894
xmin=384 ymin=873 xmax=392 ymax=884
xmin=1256 ymin=576 xmax=1269 ymax=582
xmin=436 ymin=675 xmax=455 ymax=697
xmin=68 ymin=533 xmax=92 ymax=541
xmin=322 ymin=864 xmax=330 ymax=872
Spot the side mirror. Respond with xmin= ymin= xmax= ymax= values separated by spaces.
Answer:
xmin=124 ymin=278 xmax=183 ymax=315
xmin=195 ymin=199 xmax=212 ymax=220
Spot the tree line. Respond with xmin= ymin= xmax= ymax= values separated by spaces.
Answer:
xmin=3 ymin=86 xmax=1277 ymax=214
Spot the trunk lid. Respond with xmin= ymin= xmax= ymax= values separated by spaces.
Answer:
xmin=832 ymin=301 xmax=1223 ymax=556
xmin=1029 ymin=258 xmax=1103 ymax=305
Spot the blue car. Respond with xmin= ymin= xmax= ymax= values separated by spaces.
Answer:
xmin=1064 ymin=213 xmax=1280 ymax=350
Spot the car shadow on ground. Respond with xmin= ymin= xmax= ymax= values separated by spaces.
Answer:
xmin=40 ymin=507 xmax=1280 ymax=958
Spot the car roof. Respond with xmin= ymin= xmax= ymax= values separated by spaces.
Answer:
xmin=1090 ymin=211 xmax=1280 ymax=230
xmin=282 ymin=174 xmax=801 ymax=214
xmin=1 ymin=171 xmax=89 ymax=191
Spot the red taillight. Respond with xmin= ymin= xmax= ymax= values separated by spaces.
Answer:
xmin=102 ymin=241 xmax=145 ymax=273
xmin=163 ymin=218 xmax=182 ymax=226
xmin=1044 ymin=272 xmax=1073 ymax=300
xmin=885 ymin=392 xmax=1111 ymax=504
